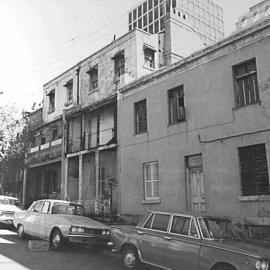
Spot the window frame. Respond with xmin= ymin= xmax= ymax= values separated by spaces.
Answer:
xmin=144 ymin=46 xmax=155 ymax=69
xmin=88 ymin=65 xmax=99 ymax=92
xmin=64 ymin=79 xmax=73 ymax=103
xmin=232 ymin=58 xmax=260 ymax=108
xmin=134 ymin=99 xmax=148 ymax=134
xmin=113 ymin=51 xmax=125 ymax=80
xmin=47 ymin=90 xmax=55 ymax=113
xmin=143 ymin=161 xmax=159 ymax=200
xmin=168 ymin=85 xmax=185 ymax=125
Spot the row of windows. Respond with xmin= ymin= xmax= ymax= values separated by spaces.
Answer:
xmin=143 ymin=143 xmax=270 ymax=202
xmin=134 ymin=58 xmax=259 ymax=135
xmin=31 ymin=127 xmax=61 ymax=147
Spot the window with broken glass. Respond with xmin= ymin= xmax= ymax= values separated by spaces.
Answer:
xmin=144 ymin=47 xmax=155 ymax=69
xmin=134 ymin=99 xmax=147 ymax=134
xmin=143 ymin=161 xmax=159 ymax=200
xmin=88 ymin=66 xmax=98 ymax=92
xmin=168 ymin=85 xmax=185 ymax=124
xmin=239 ymin=144 xmax=270 ymax=196
xmin=114 ymin=52 xmax=125 ymax=80
xmin=233 ymin=58 xmax=260 ymax=108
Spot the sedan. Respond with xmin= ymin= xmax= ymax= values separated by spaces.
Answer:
xmin=13 ymin=199 xmax=111 ymax=251
xmin=0 ymin=195 xmax=23 ymax=226
xmin=111 ymin=211 xmax=270 ymax=270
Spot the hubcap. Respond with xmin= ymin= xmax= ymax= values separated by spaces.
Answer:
xmin=124 ymin=251 xmax=136 ymax=267
xmin=53 ymin=233 xmax=61 ymax=247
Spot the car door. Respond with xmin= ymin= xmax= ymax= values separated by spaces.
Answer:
xmin=38 ymin=201 xmax=52 ymax=240
xmin=163 ymin=214 xmax=200 ymax=270
xmin=29 ymin=201 xmax=45 ymax=237
xmin=137 ymin=212 xmax=172 ymax=268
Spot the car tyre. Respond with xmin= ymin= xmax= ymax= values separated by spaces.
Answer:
xmin=50 ymin=229 xmax=64 ymax=251
xmin=121 ymin=246 xmax=140 ymax=270
xmin=17 ymin=224 xmax=25 ymax=239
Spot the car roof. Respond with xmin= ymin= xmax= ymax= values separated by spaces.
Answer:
xmin=0 ymin=195 xmax=20 ymax=200
xmin=33 ymin=199 xmax=81 ymax=204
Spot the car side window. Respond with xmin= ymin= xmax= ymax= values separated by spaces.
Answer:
xmin=171 ymin=216 xmax=191 ymax=235
xmin=33 ymin=201 xmax=44 ymax=213
xmin=41 ymin=201 xmax=50 ymax=214
xmin=151 ymin=213 xmax=170 ymax=231
xmin=143 ymin=213 xmax=154 ymax=229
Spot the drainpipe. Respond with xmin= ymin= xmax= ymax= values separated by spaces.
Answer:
xmin=76 ymin=67 xmax=81 ymax=106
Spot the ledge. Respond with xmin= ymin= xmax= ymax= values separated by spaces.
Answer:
xmin=141 ymin=199 xmax=161 ymax=205
xmin=88 ymin=88 xmax=99 ymax=95
xmin=64 ymin=100 xmax=73 ymax=107
xmin=239 ymin=195 xmax=270 ymax=202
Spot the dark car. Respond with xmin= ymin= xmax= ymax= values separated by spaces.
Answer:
xmin=111 ymin=211 xmax=270 ymax=270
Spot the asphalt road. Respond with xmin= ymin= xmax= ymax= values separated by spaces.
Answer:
xmin=0 ymin=227 xmax=123 ymax=270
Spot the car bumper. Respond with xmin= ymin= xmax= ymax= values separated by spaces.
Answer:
xmin=66 ymin=234 xmax=110 ymax=247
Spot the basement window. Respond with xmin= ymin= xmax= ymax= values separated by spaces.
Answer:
xmin=144 ymin=45 xmax=155 ymax=69
xmin=239 ymin=144 xmax=270 ymax=196
xmin=168 ymin=85 xmax=185 ymax=124
xmin=233 ymin=58 xmax=260 ymax=108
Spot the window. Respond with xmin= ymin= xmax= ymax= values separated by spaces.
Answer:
xmin=52 ymin=128 xmax=58 ymax=141
xmin=41 ymin=134 xmax=46 ymax=145
xmin=64 ymin=79 xmax=73 ymax=102
xmin=151 ymin=213 xmax=170 ymax=231
xmin=143 ymin=213 xmax=154 ymax=228
xmin=233 ymin=58 xmax=259 ymax=108
xmin=143 ymin=161 xmax=159 ymax=199
xmin=168 ymin=85 xmax=185 ymax=124
xmin=32 ymin=201 xmax=44 ymax=212
xmin=170 ymin=216 xmax=198 ymax=237
xmin=88 ymin=65 xmax=98 ymax=91
xmin=239 ymin=144 xmax=270 ymax=196
xmin=47 ymin=90 xmax=55 ymax=113
xmin=144 ymin=46 xmax=155 ymax=68
xmin=114 ymin=51 xmax=125 ymax=80
xmin=41 ymin=201 xmax=50 ymax=214
xmin=134 ymin=99 xmax=147 ymax=134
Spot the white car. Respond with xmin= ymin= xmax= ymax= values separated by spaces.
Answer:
xmin=0 ymin=195 xmax=23 ymax=226
xmin=13 ymin=199 xmax=111 ymax=251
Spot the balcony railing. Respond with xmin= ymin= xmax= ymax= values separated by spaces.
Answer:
xmin=29 ymin=138 xmax=62 ymax=154
xmin=67 ymin=127 xmax=116 ymax=154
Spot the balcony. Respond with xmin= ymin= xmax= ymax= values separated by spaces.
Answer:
xmin=28 ymin=139 xmax=62 ymax=164
xmin=67 ymin=128 xmax=116 ymax=154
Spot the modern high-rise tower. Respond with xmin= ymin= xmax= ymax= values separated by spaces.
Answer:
xmin=128 ymin=0 xmax=225 ymax=45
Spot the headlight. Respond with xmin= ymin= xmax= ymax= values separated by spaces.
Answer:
xmin=70 ymin=226 xmax=85 ymax=233
xmin=102 ymin=229 xmax=110 ymax=236
xmin=256 ymin=260 xmax=269 ymax=270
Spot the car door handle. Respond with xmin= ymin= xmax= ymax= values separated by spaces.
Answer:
xmin=164 ymin=236 xmax=172 ymax=240
xmin=137 ymin=231 xmax=144 ymax=235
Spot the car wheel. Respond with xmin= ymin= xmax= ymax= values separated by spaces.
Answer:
xmin=50 ymin=229 xmax=64 ymax=251
xmin=17 ymin=224 xmax=25 ymax=239
xmin=121 ymin=246 xmax=140 ymax=270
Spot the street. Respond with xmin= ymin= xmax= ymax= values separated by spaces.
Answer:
xmin=0 ymin=227 xmax=137 ymax=270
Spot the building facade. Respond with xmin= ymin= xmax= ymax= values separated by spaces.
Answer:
xmin=24 ymin=16 xmax=199 ymax=213
xmin=128 ymin=0 xmax=224 ymax=45
xmin=118 ymin=18 xmax=270 ymax=225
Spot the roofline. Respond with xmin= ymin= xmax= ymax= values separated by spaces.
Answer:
xmin=120 ymin=17 xmax=270 ymax=94
xmin=43 ymin=28 xmax=150 ymax=88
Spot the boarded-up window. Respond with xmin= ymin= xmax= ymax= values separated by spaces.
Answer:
xmin=239 ymin=144 xmax=270 ymax=196
xmin=143 ymin=161 xmax=159 ymax=199
xmin=233 ymin=58 xmax=260 ymax=108
xmin=168 ymin=85 xmax=185 ymax=124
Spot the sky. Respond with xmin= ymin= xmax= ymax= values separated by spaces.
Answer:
xmin=0 ymin=0 xmax=263 ymax=112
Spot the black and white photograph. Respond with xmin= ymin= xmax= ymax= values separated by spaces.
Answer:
xmin=0 ymin=0 xmax=269 ymax=269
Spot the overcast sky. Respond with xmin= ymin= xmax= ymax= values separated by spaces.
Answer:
xmin=0 ymin=0 xmax=262 ymax=111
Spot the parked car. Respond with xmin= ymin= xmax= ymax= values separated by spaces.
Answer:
xmin=111 ymin=211 xmax=270 ymax=270
xmin=13 ymin=199 xmax=111 ymax=251
xmin=0 ymin=195 xmax=23 ymax=226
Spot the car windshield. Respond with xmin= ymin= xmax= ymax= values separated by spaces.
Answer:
xmin=51 ymin=203 xmax=86 ymax=216
xmin=198 ymin=217 xmax=240 ymax=240
xmin=0 ymin=198 xmax=22 ymax=208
